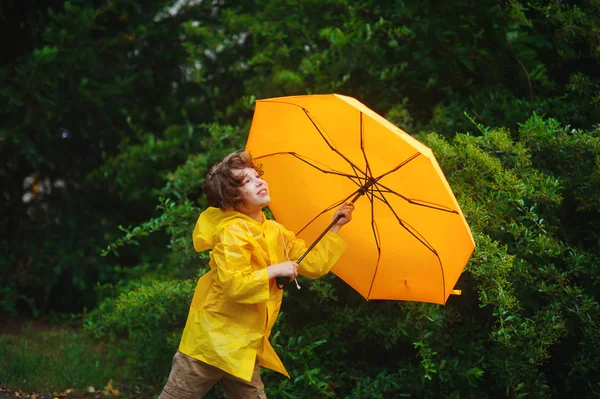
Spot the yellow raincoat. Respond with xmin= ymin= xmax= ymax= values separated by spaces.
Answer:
xmin=178 ymin=207 xmax=347 ymax=382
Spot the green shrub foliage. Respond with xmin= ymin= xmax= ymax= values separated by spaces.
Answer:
xmin=85 ymin=116 xmax=600 ymax=398
xmin=85 ymin=278 xmax=196 ymax=385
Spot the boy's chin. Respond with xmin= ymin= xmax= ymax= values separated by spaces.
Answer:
xmin=249 ymin=198 xmax=270 ymax=210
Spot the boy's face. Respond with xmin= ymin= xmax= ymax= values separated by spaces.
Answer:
xmin=233 ymin=167 xmax=271 ymax=213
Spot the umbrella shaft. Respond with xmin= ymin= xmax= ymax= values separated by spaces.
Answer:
xmin=298 ymin=185 xmax=369 ymax=264
xmin=297 ymin=215 xmax=342 ymax=264
xmin=277 ymin=186 xmax=368 ymax=288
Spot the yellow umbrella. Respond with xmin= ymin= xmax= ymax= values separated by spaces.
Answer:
xmin=245 ymin=94 xmax=475 ymax=305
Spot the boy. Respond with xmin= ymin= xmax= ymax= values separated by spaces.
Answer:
xmin=159 ymin=150 xmax=354 ymax=399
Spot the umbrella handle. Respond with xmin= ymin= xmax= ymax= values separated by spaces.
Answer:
xmin=275 ymin=277 xmax=288 ymax=289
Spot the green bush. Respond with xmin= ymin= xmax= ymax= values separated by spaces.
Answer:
xmin=91 ymin=115 xmax=599 ymax=397
xmin=84 ymin=278 xmax=196 ymax=386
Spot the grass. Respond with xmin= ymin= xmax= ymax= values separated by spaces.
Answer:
xmin=0 ymin=322 xmax=126 ymax=395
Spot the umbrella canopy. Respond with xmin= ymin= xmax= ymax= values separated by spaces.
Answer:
xmin=245 ymin=94 xmax=475 ymax=305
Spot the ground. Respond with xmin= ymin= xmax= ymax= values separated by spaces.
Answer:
xmin=0 ymin=317 xmax=130 ymax=399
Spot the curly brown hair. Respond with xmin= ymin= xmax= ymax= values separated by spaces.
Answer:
xmin=202 ymin=150 xmax=264 ymax=210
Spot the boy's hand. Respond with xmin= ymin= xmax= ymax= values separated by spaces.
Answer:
xmin=330 ymin=203 xmax=354 ymax=233
xmin=267 ymin=261 xmax=299 ymax=281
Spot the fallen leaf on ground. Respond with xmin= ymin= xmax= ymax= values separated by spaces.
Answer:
xmin=103 ymin=379 xmax=120 ymax=396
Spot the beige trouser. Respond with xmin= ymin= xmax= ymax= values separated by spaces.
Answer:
xmin=158 ymin=351 xmax=267 ymax=399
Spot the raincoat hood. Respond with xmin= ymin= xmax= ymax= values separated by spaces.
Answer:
xmin=193 ymin=207 xmax=265 ymax=252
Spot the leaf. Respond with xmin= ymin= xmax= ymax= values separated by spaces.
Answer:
xmin=103 ymin=379 xmax=120 ymax=396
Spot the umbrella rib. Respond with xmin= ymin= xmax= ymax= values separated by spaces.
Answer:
xmin=290 ymin=152 xmax=369 ymax=190
xmin=257 ymin=100 xmax=365 ymax=174
xmin=369 ymin=189 xmax=387 ymax=204
xmin=296 ymin=188 xmax=363 ymax=236
xmin=380 ymin=192 xmax=446 ymax=299
xmin=348 ymin=164 xmax=372 ymax=192
xmin=256 ymin=152 xmax=357 ymax=179
xmin=301 ymin=108 xmax=365 ymax=175
xmin=360 ymin=112 xmax=373 ymax=179
xmin=256 ymin=151 xmax=369 ymax=192
xmin=377 ymin=190 xmax=447 ymax=302
xmin=373 ymin=152 xmax=458 ymax=213
xmin=373 ymin=183 xmax=458 ymax=214
xmin=375 ymin=152 xmax=421 ymax=181
xmin=366 ymin=186 xmax=382 ymax=299
xmin=378 ymin=191 xmax=437 ymax=253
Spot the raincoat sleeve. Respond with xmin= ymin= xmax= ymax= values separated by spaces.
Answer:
xmin=212 ymin=223 xmax=270 ymax=304
xmin=282 ymin=226 xmax=348 ymax=279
